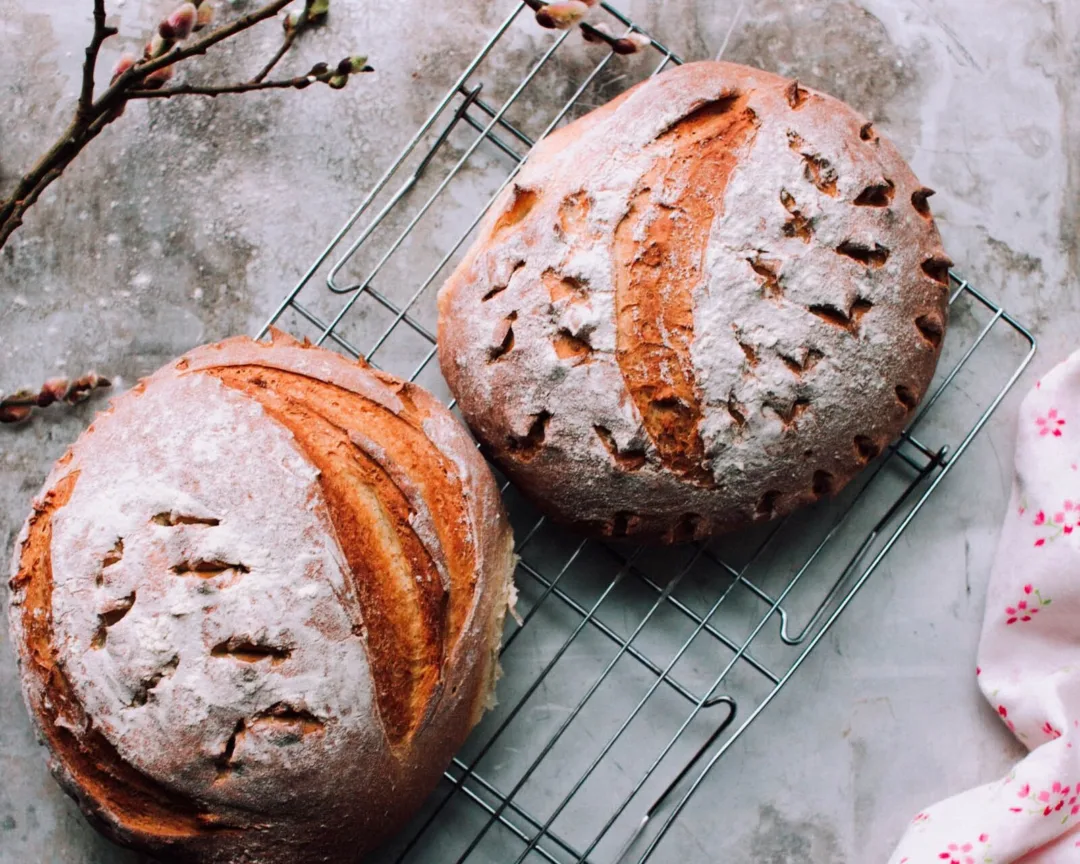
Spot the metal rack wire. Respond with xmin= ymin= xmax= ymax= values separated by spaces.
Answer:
xmin=257 ymin=3 xmax=1038 ymax=861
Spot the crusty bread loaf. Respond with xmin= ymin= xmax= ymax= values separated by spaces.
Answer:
xmin=438 ymin=61 xmax=951 ymax=543
xmin=7 ymin=331 xmax=516 ymax=863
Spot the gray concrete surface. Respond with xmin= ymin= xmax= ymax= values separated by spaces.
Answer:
xmin=1 ymin=0 xmax=1078 ymax=861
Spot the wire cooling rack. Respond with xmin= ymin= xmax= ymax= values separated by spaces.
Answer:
xmin=257 ymin=3 xmax=1037 ymax=861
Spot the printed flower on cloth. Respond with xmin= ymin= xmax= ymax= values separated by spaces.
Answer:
xmin=890 ymin=351 xmax=1080 ymax=863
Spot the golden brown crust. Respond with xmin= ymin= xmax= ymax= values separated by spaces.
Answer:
xmin=613 ymin=92 xmax=758 ymax=485
xmin=206 ymin=365 xmax=456 ymax=746
xmin=438 ymin=61 xmax=950 ymax=542
xmin=7 ymin=332 xmax=516 ymax=862
xmin=12 ymin=472 xmax=215 ymax=840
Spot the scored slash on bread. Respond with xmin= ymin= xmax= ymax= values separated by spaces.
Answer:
xmin=7 ymin=329 xmax=516 ymax=863
xmin=438 ymin=60 xmax=951 ymax=543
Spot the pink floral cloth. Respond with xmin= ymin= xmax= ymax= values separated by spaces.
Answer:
xmin=890 ymin=351 xmax=1080 ymax=863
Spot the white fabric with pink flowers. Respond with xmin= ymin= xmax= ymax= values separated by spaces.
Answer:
xmin=890 ymin=350 xmax=1080 ymax=863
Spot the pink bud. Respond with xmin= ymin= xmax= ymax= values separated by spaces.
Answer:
xmin=194 ymin=2 xmax=213 ymax=30
xmin=162 ymin=3 xmax=197 ymax=41
xmin=0 ymin=404 xmax=31 ymax=424
xmin=143 ymin=64 xmax=175 ymax=89
xmin=148 ymin=32 xmax=168 ymax=58
xmin=611 ymin=32 xmax=651 ymax=54
xmin=535 ymin=1 xmax=589 ymax=30
xmin=38 ymin=378 xmax=69 ymax=407
xmin=110 ymin=52 xmax=138 ymax=84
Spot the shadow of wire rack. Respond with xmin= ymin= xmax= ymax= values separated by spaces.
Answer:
xmin=257 ymin=3 xmax=1037 ymax=862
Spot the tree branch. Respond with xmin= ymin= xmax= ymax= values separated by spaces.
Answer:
xmin=0 ymin=115 xmax=116 ymax=249
xmin=1 ymin=0 xmax=367 ymax=252
xmin=128 ymin=70 xmax=342 ymax=98
xmin=77 ymin=0 xmax=119 ymax=124
xmin=0 ymin=118 xmax=83 ymax=229
xmin=0 ymin=170 xmax=61 ymax=250
xmin=0 ymin=0 xmax=292 ymax=247
xmin=0 ymin=373 xmax=112 ymax=424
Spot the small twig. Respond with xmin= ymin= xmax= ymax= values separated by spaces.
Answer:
xmin=77 ymin=0 xmax=119 ymax=124
xmin=1 ymin=374 xmax=112 ymax=424
xmin=579 ymin=21 xmax=618 ymax=48
xmin=129 ymin=67 xmax=361 ymax=98
xmin=252 ymin=0 xmax=332 ymax=83
xmin=580 ymin=21 xmax=650 ymax=54
xmin=252 ymin=29 xmax=298 ymax=83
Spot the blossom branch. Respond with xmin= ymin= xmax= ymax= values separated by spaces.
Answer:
xmin=0 ymin=0 xmax=369 ymax=252
xmin=128 ymin=59 xmax=371 ymax=99
xmin=0 ymin=374 xmax=112 ymax=424
xmin=526 ymin=0 xmax=653 ymax=54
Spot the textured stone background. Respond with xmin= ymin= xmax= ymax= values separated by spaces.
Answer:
xmin=1 ymin=1 xmax=1078 ymax=861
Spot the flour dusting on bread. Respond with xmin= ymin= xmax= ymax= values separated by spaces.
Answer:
xmin=7 ymin=333 xmax=516 ymax=863
xmin=438 ymin=61 xmax=950 ymax=542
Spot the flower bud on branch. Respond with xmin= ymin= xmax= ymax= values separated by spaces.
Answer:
xmin=0 ymin=0 xmax=372 ymax=253
xmin=0 ymin=373 xmax=112 ymax=424
xmin=324 ymin=53 xmax=370 ymax=88
xmin=611 ymin=32 xmax=651 ymax=54
xmin=0 ymin=405 xmax=32 ymax=424
xmin=194 ymin=2 xmax=214 ymax=31
xmin=143 ymin=64 xmax=175 ymax=88
xmin=284 ymin=0 xmax=328 ymax=34
xmin=343 ymin=54 xmax=370 ymax=73
xmin=535 ymin=1 xmax=590 ymax=30
xmin=110 ymin=52 xmax=137 ymax=84
xmin=146 ymin=32 xmax=168 ymax=59
xmin=529 ymin=4 xmax=654 ymax=57
xmin=160 ymin=3 xmax=197 ymax=41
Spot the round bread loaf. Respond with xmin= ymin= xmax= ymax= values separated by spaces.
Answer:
xmin=438 ymin=60 xmax=951 ymax=543
xmin=7 ymin=331 xmax=516 ymax=862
